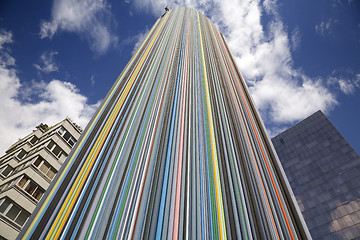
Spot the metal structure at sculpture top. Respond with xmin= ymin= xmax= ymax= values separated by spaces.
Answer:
xmin=19 ymin=7 xmax=311 ymax=240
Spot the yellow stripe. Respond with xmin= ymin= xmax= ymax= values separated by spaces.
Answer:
xmin=197 ymin=12 xmax=227 ymax=240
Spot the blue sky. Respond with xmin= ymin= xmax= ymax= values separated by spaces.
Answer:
xmin=0 ymin=0 xmax=359 ymax=154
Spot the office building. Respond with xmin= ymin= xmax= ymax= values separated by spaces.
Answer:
xmin=0 ymin=119 xmax=81 ymax=240
xmin=19 ymin=7 xmax=310 ymax=239
xmin=272 ymin=110 xmax=360 ymax=239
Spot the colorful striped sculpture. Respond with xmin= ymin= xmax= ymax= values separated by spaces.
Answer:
xmin=19 ymin=7 xmax=311 ymax=240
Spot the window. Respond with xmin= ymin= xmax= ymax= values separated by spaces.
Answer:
xmin=58 ymin=152 xmax=67 ymax=164
xmin=46 ymin=168 xmax=56 ymax=179
xmin=57 ymin=127 xmax=77 ymax=147
xmin=63 ymin=131 xmax=71 ymax=141
xmin=0 ymin=165 xmax=13 ymax=178
xmin=17 ymin=176 xmax=28 ymax=188
xmin=31 ymin=156 xmax=57 ymax=180
xmin=47 ymin=141 xmax=55 ymax=151
xmin=52 ymin=145 xmax=62 ymax=156
xmin=0 ymin=198 xmax=31 ymax=227
xmin=68 ymin=138 xmax=76 ymax=147
xmin=28 ymin=136 xmax=39 ymax=145
xmin=57 ymin=127 xmax=65 ymax=136
xmin=6 ymin=204 xmax=21 ymax=220
xmin=15 ymin=175 xmax=45 ymax=202
xmin=16 ymin=149 xmax=27 ymax=160
xmin=46 ymin=140 xmax=68 ymax=163
xmin=33 ymin=157 xmax=42 ymax=167
xmin=0 ymin=198 xmax=10 ymax=213
xmin=24 ymin=181 xmax=37 ymax=195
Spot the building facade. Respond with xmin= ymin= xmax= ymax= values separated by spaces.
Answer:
xmin=272 ymin=110 xmax=360 ymax=239
xmin=0 ymin=119 xmax=81 ymax=240
xmin=19 ymin=7 xmax=310 ymax=239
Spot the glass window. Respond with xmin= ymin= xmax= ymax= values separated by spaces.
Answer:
xmin=57 ymin=127 xmax=65 ymax=135
xmin=46 ymin=169 xmax=56 ymax=179
xmin=6 ymin=204 xmax=21 ymax=220
xmin=68 ymin=138 xmax=75 ymax=147
xmin=52 ymin=145 xmax=62 ymax=157
xmin=0 ymin=198 xmax=11 ymax=213
xmin=24 ymin=181 xmax=36 ymax=195
xmin=14 ymin=210 xmax=30 ymax=226
xmin=32 ymin=188 xmax=44 ymax=201
xmin=58 ymin=127 xmax=76 ymax=146
xmin=16 ymin=176 xmax=44 ymax=201
xmin=63 ymin=132 xmax=71 ymax=141
xmin=47 ymin=141 xmax=55 ymax=150
xmin=1 ymin=165 xmax=13 ymax=177
xmin=17 ymin=149 xmax=27 ymax=160
xmin=29 ymin=136 xmax=38 ymax=145
xmin=32 ymin=157 xmax=57 ymax=180
xmin=59 ymin=152 xmax=67 ymax=164
xmin=0 ymin=198 xmax=31 ymax=226
xmin=46 ymin=140 xmax=67 ymax=161
xmin=17 ymin=176 xmax=28 ymax=188
xmin=39 ymin=162 xmax=50 ymax=173
xmin=33 ymin=157 xmax=42 ymax=167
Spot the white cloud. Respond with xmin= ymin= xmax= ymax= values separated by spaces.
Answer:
xmin=328 ymin=74 xmax=360 ymax=95
xmin=130 ymin=0 xmax=341 ymax=134
xmin=290 ymin=27 xmax=301 ymax=52
xmin=34 ymin=51 xmax=59 ymax=73
xmin=0 ymin=30 xmax=100 ymax=154
xmin=40 ymin=0 xmax=118 ymax=54
xmin=338 ymin=80 xmax=355 ymax=94
xmin=315 ymin=18 xmax=338 ymax=35
xmin=0 ymin=30 xmax=15 ymax=67
xmin=0 ymin=30 xmax=13 ymax=49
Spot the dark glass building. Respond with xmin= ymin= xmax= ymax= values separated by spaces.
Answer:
xmin=272 ymin=110 xmax=360 ymax=239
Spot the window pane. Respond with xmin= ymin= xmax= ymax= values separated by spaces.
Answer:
xmin=33 ymin=157 xmax=42 ymax=167
xmin=33 ymin=188 xmax=44 ymax=201
xmin=58 ymin=127 xmax=65 ymax=135
xmin=6 ymin=205 xmax=21 ymax=220
xmin=2 ymin=165 xmax=13 ymax=177
xmin=63 ymin=132 xmax=71 ymax=141
xmin=29 ymin=136 xmax=38 ymax=144
xmin=52 ymin=145 xmax=62 ymax=157
xmin=39 ymin=162 xmax=49 ymax=174
xmin=47 ymin=141 xmax=55 ymax=150
xmin=0 ymin=198 xmax=11 ymax=213
xmin=14 ymin=210 xmax=30 ymax=226
xmin=59 ymin=152 xmax=67 ymax=164
xmin=46 ymin=168 xmax=56 ymax=179
xmin=17 ymin=176 xmax=28 ymax=188
xmin=68 ymin=138 xmax=75 ymax=147
xmin=17 ymin=149 xmax=27 ymax=159
xmin=24 ymin=181 xmax=36 ymax=195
